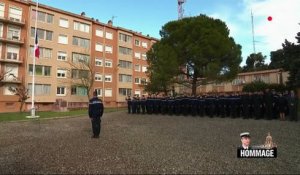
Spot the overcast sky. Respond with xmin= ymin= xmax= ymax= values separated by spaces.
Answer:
xmin=36 ymin=0 xmax=300 ymax=65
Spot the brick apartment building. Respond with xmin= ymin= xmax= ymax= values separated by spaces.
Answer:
xmin=0 ymin=0 xmax=157 ymax=112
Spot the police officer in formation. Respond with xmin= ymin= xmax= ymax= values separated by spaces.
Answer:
xmin=127 ymin=89 xmax=298 ymax=121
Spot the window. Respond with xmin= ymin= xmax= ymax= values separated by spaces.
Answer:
xmin=28 ymin=84 xmax=51 ymax=96
xmin=135 ymin=78 xmax=140 ymax=84
xmin=5 ymin=64 xmax=18 ymax=80
xmin=30 ymin=46 xmax=52 ymax=59
xmin=47 ymin=14 xmax=54 ymax=23
xmin=74 ymin=21 xmax=90 ymax=33
xmin=142 ymin=54 xmax=147 ymax=60
xmin=58 ymin=51 xmax=67 ymax=61
xmin=95 ymin=43 xmax=103 ymax=52
xmin=105 ymin=60 xmax=112 ymax=67
xmin=57 ymin=69 xmax=67 ymax=78
xmin=71 ymin=69 xmax=89 ymax=79
xmin=32 ymin=10 xmax=53 ymax=23
xmin=142 ymin=42 xmax=148 ymax=48
xmin=95 ymin=58 xmax=103 ymax=66
xmin=105 ymin=89 xmax=112 ymax=97
xmin=46 ymin=30 xmax=53 ymax=41
xmin=105 ymin=45 xmax=113 ymax=53
xmin=119 ymin=60 xmax=132 ymax=69
xmin=7 ymin=26 xmax=20 ymax=40
xmin=105 ymin=75 xmax=112 ymax=82
xmin=3 ymin=84 xmax=16 ymax=95
xmin=135 ymin=65 xmax=141 ymax=72
xmin=57 ymin=87 xmax=66 ymax=96
xmin=119 ymin=46 xmax=132 ymax=55
xmin=72 ymin=53 xmax=90 ymax=64
xmin=119 ymin=33 xmax=132 ymax=43
xmin=95 ymin=88 xmax=102 ymax=97
xmin=135 ymin=52 xmax=141 ymax=59
xmin=6 ymin=45 xmax=19 ymax=60
xmin=0 ymin=3 xmax=4 ymax=18
xmin=135 ymin=90 xmax=141 ymax=97
xmin=105 ymin=32 xmax=113 ymax=40
xmin=119 ymin=74 xmax=132 ymax=83
xmin=71 ymin=86 xmax=87 ymax=96
xmin=31 ymin=28 xmax=53 ymax=41
xmin=72 ymin=36 xmax=90 ymax=48
xmin=135 ymin=39 xmax=140 ymax=46
xmin=141 ymin=78 xmax=147 ymax=85
xmin=29 ymin=65 xmax=51 ymax=76
xmin=9 ymin=6 xmax=22 ymax=21
xmin=59 ymin=18 xmax=69 ymax=28
xmin=0 ymin=23 xmax=3 ymax=37
xmin=58 ymin=35 xmax=68 ymax=44
xmin=119 ymin=88 xmax=132 ymax=96
xmin=95 ymin=73 xmax=102 ymax=81
xmin=96 ymin=29 xmax=103 ymax=37
xmin=142 ymin=66 xmax=147 ymax=73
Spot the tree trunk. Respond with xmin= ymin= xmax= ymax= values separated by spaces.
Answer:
xmin=19 ymin=102 xmax=24 ymax=113
xmin=192 ymin=76 xmax=197 ymax=96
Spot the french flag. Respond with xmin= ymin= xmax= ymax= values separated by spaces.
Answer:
xmin=34 ymin=32 xmax=40 ymax=59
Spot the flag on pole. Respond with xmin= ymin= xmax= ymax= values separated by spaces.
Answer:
xmin=34 ymin=32 xmax=40 ymax=58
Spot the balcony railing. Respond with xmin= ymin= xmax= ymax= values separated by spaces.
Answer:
xmin=0 ymin=55 xmax=23 ymax=64
xmin=0 ymin=10 xmax=25 ymax=26
xmin=0 ymin=31 xmax=24 ymax=45
xmin=2 ymin=74 xmax=22 ymax=84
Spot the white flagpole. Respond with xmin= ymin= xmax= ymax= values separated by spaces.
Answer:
xmin=28 ymin=0 xmax=39 ymax=118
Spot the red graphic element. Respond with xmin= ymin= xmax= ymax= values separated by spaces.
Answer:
xmin=267 ymin=16 xmax=272 ymax=21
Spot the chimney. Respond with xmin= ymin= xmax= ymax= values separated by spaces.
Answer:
xmin=108 ymin=20 xmax=113 ymax=26
xmin=81 ymin=12 xmax=86 ymax=16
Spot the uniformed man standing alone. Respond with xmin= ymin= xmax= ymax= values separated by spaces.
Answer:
xmin=89 ymin=91 xmax=104 ymax=138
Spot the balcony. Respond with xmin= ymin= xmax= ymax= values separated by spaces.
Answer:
xmin=0 ymin=32 xmax=24 ymax=45
xmin=0 ymin=54 xmax=23 ymax=64
xmin=0 ymin=11 xmax=25 ymax=26
xmin=2 ymin=74 xmax=22 ymax=84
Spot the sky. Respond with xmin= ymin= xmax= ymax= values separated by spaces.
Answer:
xmin=37 ymin=0 xmax=300 ymax=65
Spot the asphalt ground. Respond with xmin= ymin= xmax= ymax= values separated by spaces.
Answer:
xmin=0 ymin=111 xmax=299 ymax=174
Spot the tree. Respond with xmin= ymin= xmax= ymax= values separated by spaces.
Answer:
xmin=0 ymin=70 xmax=12 ymax=87
xmin=147 ymin=15 xmax=242 ymax=95
xmin=9 ymin=84 xmax=30 ymax=112
xmin=146 ymin=43 xmax=179 ymax=95
xmin=243 ymin=52 xmax=268 ymax=72
xmin=269 ymin=28 xmax=300 ymax=88
xmin=65 ymin=57 xmax=95 ymax=100
xmin=269 ymin=49 xmax=285 ymax=69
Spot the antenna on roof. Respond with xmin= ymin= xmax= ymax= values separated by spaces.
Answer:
xmin=178 ymin=0 xmax=186 ymax=20
xmin=111 ymin=15 xmax=117 ymax=23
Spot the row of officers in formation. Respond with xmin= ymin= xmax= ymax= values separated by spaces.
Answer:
xmin=126 ymin=90 xmax=298 ymax=121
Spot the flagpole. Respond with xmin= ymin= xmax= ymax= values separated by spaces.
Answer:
xmin=27 ymin=0 xmax=39 ymax=118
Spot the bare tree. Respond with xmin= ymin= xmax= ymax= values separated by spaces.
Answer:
xmin=58 ymin=53 xmax=95 ymax=100
xmin=9 ymin=84 xmax=30 ymax=112
xmin=0 ymin=70 xmax=11 ymax=87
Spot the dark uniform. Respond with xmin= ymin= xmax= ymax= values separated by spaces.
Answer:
xmin=287 ymin=93 xmax=298 ymax=121
xmin=126 ymin=96 xmax=132 ymax=114
xmin=140 ymin=96 xmax=146 ymax=114
xmin=88 ymin=95 xmax=104 ymax=138
xmin=131 ymin=98 xmax=137 ymax=114
xmin=264 ymin=90 xmax=273 ymax=120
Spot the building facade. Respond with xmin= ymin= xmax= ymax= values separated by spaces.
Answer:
xmin=175 ymin=69 xmax=289 ymax=95
xmin=0 ymin=0 xmax=157 ymax=112
xmin=0 ymin=0 xmax=28 ymax=112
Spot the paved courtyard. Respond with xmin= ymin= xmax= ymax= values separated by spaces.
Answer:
xmin=0 ymin=111 xmax=300 ymax=174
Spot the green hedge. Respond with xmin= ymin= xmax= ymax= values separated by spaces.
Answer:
xmin=242 ymin=81 xmax=290 ymax=92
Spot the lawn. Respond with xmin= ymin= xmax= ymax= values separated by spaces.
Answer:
xmin=0 ymin=107 xmax=126 ymax=122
